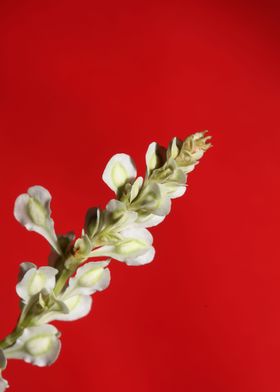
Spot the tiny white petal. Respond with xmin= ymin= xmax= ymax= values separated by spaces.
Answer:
xmin=51 ymin=295 xmax=92 ymax=322
xmin=67 ymin=260 xmax=111 ymax=296
xmin=154 ymin=191 xmax=172 ymax=216
xmin=121 ymin=227 xmax=153 ymax=244
xmin=145 ymin=142 xmax=166 ymax=175
xmin=165 ymin=185 xmax=186 ymax=199
xmin=125 ymin=246 xmax=155 ymax=266
xmin=65 ymin=295 xmax=92 ymax=320
xmin=4 ymin=325 xmax=61 ymax=367
xmin=91 ymin=228 xmax=155 ymax=265
xmin=16 ymin=266 xmax=58 ymax=303
xmin=102 ymin=154 xmax=137 ymax=193
xmin=28 ymin=186 xmax=52 ymax=205
xmin=135 ymin=213 xmax=165 ymax=228
xmin=18 ymin=262 xmax=37 ymax=281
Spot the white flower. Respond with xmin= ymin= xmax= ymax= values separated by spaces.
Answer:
xmin=16 ymin=265 xmax=58 ymax=304
xmin=91 ymin=227 xmax=155 ymax=265
xmin=102 ymin=154 xmax=137 ymax=193
xmin=4 ymin=325 xmax=61 ymax=367
xmin=38 ymin=261 xmax=110 ymax=323
xmin=40 ymin=295 xmax=93 ymax=323
xmin=67 ymin=260 xmax=111 ymax=296
xmin=14 ymin=186 xmax=61 ymax=254
xmin=130 ymin=182 xmax=171 ymax=217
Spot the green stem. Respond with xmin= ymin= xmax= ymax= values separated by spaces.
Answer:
xmin=53 ymin=268 xmax=73 ymax=296
xmin=0 ymin=309 xmax=35 ymax=350
xmin=0 ymin=327 xmax=22 ymax=350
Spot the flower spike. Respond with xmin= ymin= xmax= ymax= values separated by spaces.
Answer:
xmin=0 ymin=132 xmax=211 ymax=389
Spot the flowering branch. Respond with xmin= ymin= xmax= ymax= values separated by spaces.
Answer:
xmin=0 ymin=132 xmax=211 ymax=390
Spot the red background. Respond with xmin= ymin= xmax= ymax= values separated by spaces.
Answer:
xmin=0 ymin=1 xmax=279 ymax=391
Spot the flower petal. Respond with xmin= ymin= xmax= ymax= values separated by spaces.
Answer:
xmin=125 ymin=246 xmax=155 ymax=266
xmin=145 ymin=142 xmax=166 ymax=175
xmin=135 ymin=213 xmax=165 ymax=228
xmin=18 ymin=262 xmax=36 ymax=282
xmin=91 ymin=227 xmax=155 ymax=265
xmin=16 ymin=266 xmax=58 ymax=303
xmin=4 ymin=325 xmax=61 ymax=367
xmin=67 ymin=260 xmax=111 ymax=296
xmin=57 ymin=294 xmax=92 ymax=321
xmin=102 ymin=154 xmax=137 ymax=193
xmin=14 ymin=186 xmax=61 ymax=254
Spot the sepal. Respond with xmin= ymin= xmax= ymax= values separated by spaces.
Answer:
xmin=67 ymin=260 xmax=111 ymax=296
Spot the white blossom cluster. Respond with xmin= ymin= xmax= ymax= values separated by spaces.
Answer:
xmin=0 ymin=132 xmax=211 ymax=390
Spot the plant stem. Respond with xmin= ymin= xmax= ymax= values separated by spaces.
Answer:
xmin=53 ymin=268 xmax=74 ymax=296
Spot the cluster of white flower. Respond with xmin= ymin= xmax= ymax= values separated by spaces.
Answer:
xmin=0 ymin=132 xmax=211 ymax=390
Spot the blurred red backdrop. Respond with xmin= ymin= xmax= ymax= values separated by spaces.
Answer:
xmin=0 ymin=1 xmax=279 ymax=391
